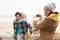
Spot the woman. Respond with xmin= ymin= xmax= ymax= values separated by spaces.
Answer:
xmin=33 ymin=3 xmax=59 ymax=40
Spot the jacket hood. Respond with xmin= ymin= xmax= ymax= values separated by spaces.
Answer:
xmin=48 ymin=12 xmax=58 ymax=21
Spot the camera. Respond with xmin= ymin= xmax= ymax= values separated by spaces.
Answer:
xmin=36 ymin=14 xmax=41 ymax=17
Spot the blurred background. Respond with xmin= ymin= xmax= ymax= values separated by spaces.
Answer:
xmin=0 ymin=0 xmax=60 ymax=40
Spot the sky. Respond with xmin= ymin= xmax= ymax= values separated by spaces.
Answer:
xmin=0 ymin=0 xmax=60 ymax=22
xmin=0 ymin=0 xmax=60 ymax=33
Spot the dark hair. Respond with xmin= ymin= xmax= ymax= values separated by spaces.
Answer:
xmin=53 ymin=12 xmax=59 ymax=14
xmin=48 ymin=11 xmax=53 ymax=16
xmin=15 ymin=12 xmax=21 ymax=16
xmin=48 ymin=11 xmax=59 ymax=16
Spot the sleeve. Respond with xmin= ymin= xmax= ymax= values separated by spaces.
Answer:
xmin=27 ymin=24 xmax=32 ymax=33
xmin=20 ymin=21 xmax=27 ymax=34
xmin=33 ymin=18 xmax=55 ymax=30
xmin=13 ymin=22 xmax=15 ymax=30
xmin=20 ymin=21 xmax=27 ymax=27
xmin=13 ymin=22 xmax=17 ymax=34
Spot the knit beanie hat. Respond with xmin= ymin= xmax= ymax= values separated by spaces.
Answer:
xmin=44 ymin=3 xmax=56 ymax=11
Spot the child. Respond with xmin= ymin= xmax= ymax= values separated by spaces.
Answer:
xmin=13 ymin=12 xmax=32 ymax=40
xmin=13 ymin=12 xmax=23 ymax=40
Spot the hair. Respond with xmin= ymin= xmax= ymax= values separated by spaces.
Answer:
xmin=15 ymin=12 xmax=22 ymax=16
xmin=48 ymin=10 xmax=53 ymax=16
xmin=48 ymin=11 xmax=59 ymax=16
xmin=53 ymin=12 xmax=59 ymax=14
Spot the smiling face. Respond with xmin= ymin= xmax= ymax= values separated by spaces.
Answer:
xmin=44 ymin=7 xmax=52 ymax=17
xmin=16 ymin=14 xmax=21 ymax=20
xmin=15 ymin=12 xmax=22 ymax=21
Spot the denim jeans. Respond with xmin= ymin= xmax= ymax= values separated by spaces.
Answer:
xmin=17 ymin=34 xmax=23 ymax=40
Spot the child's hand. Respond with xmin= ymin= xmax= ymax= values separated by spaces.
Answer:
xmin=25 ymin=33 xmax=31 ymax=38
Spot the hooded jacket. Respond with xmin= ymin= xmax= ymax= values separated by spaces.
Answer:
xmin=33 ymin=12 xmax=59 ymax=40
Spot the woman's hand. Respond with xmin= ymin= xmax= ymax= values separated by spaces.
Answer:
xmin=33 ymin=14 xmax=43 ymax=21
xmin=33 ymin=20 xmax=37 ymax=25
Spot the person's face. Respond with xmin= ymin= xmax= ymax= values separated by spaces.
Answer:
xmin=44 ymin=7 xmax=51 ymax=17
xmin=16 ymin=14 xmax=21 ymax=20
